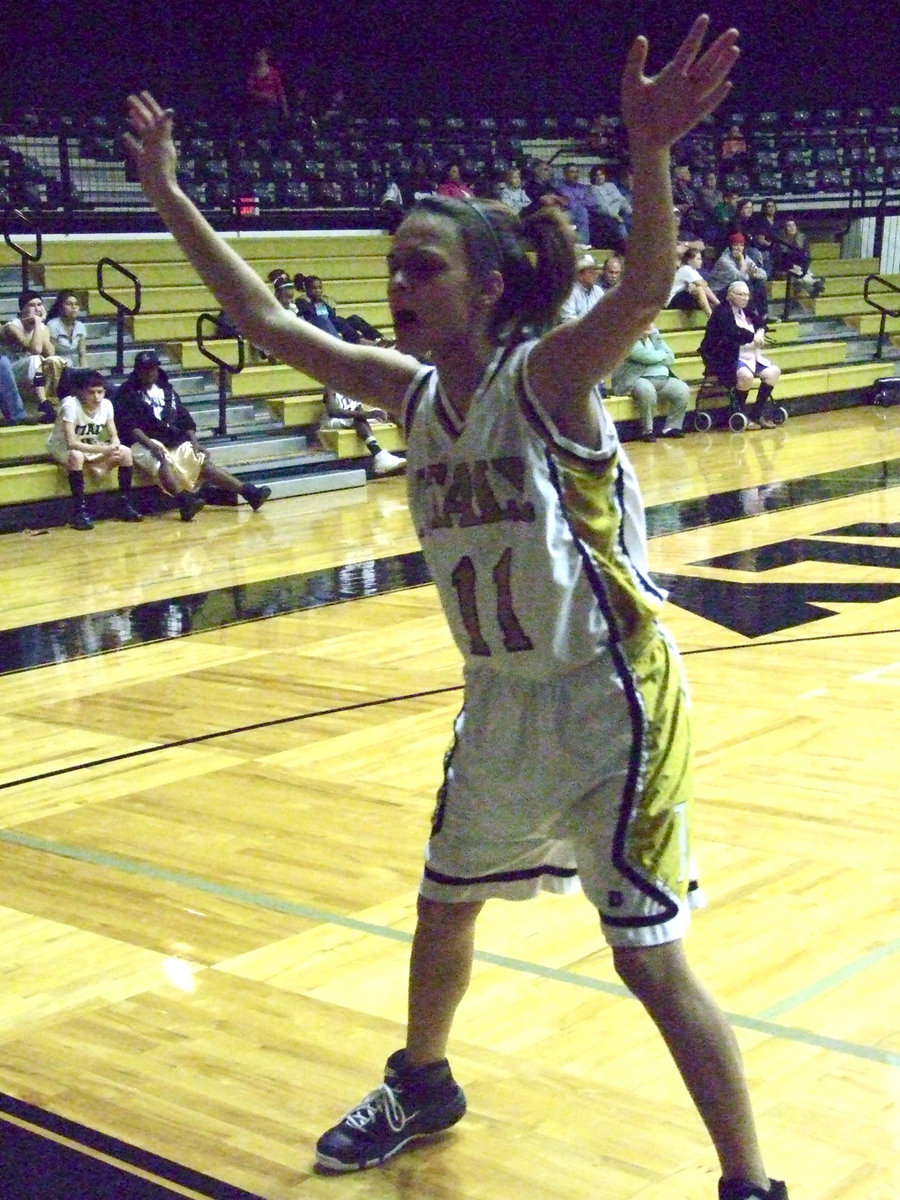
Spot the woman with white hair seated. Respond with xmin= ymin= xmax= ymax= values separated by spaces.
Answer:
xmin=698 ymin=280 xmax=782 ymax=429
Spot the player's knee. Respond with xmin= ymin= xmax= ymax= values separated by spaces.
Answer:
xmin=119 ymin=446 xmax=133 ymax=467
xmin=416 ymin=895 xmax=483 ymax=932
xmin=67 ymin=449 xmax=84 ymax=470
xmin=612 ymin=941 xmax=685 ymax=1004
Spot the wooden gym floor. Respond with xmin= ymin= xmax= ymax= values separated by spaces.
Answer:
xmin=0 ymin=405 xmax=897 ymax=1200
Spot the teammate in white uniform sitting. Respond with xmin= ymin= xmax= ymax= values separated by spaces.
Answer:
xmin=124 ymin=18 xmax=786 ymax=1200
xmin=46 ymin=370 xmax=142 ymax=529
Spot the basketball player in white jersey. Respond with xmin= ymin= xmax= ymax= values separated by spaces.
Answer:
xmin=47 ymin=370 xmax=143 ymax=529
xmin=124 ymin=17 xmax=786 ymax=1199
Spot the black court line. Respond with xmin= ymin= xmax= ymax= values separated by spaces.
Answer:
xmin=0 ymin=684 xmax=464 ymax=793
xmin=2 ymin=624 xmax=898 ymax=796
xmin=0 ymin=1090 xmax=265 ymax=1199
xmin=1 ymin=457 xmax=897 ymax=676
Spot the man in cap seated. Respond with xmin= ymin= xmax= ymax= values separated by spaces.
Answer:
xmin=113 ymin=350 xmax=271 ymax=520
xmin=559 ymin=253 xmax=605 ymax=322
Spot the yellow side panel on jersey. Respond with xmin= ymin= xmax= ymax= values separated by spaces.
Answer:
xmin=555 ymin=453 xmax=663 ymax=646
xmin=619 ymin=631 xmax=693 ymax=903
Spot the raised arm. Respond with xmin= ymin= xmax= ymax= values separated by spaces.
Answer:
xmin=123 ymin=93 xmax=420 ymax=415
xmin=528 ymin=15 xmax=739 ymax=441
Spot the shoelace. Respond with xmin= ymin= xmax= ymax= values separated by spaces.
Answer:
xmin=345 ymin=1083 xmax=409 ymax=1133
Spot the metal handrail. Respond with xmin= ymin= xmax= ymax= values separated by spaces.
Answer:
xmin=195 ymin=313 xmax=246 ymax=436
xmin=96 ymin=257 xmax=142 ymax=375
xmin=3 ymin=208 xmax=42 ymax=293
xmin=862 ymin=274 xmax=900 ymax=361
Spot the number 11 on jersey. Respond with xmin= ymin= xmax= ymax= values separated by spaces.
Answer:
xmin=450 ymin=548 xmax=534 ymax=657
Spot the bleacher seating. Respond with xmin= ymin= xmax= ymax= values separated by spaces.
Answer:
xmin=3 ymin=99 xmax=898 ymax=225
xmin=3 ymin=87 xmax=900 ymax=528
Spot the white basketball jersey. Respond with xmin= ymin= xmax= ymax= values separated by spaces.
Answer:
xmin=46 ymin=395 xmax=113 ymax=458
xmin=402 ymin=342 xmax=665 ymax=678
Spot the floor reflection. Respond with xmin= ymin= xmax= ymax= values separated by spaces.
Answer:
xmin=3 ymin=459 xmax=897 ymax=671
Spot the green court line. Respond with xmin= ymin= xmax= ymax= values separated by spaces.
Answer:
xmin=2 ymin=828 xmax=898 ymax=1069
xmin=757 ymin=937 xmax=900 ymax=1019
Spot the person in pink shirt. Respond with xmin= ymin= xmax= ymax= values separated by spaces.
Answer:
xmin=246 ymin=47 xmax=288 ymax=127
xmin=436 ymin=163 xmax=475 ymax=200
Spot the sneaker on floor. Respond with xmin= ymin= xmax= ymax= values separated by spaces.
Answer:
xmin=71 ymin=508 xmax=94 ymax=531
xmin=119 ymin=501 xmax=143 ymax=522
xmin=371 ymin=449 xmax=406 ymax=476
xmin=719 ymin=1178 xmax=788 ymax=1200
xmin=316 ymin=1050 xmax=466 ymax=1172
xmin=662 ymin=427 xmax=686 ymax=438
xmin=639 ymin=429 xmax=656 ymax=443
xmin=178 ymin=494 xmax=206 ymax=522
xmin=243 ymin=484 xmax=271 ymax=512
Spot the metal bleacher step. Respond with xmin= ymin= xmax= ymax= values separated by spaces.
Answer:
xmin=204 ymin=434 xmax=313 ymax=469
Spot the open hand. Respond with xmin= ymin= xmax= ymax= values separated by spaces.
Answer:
xmin=123 ymin=92 xmax=179 ymax=198
xmin=622 ymin=14 xmax=739 ymax=154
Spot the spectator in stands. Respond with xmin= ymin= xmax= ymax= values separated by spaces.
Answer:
xmin=319 ymin=391 xmax=406 ymax=477
xmin=0 ymin=357 xmax=30 ymax=424
xmin=292 ymin=281 xmax=404 ymax=475
xmin=296 ymin=276 xmax=390 ymax=346
xmin=747 ymin=198 xmax=779 ymax=274
xmin=599 ymin=254 xmax=624 ymax=292
xmin=617 ymin=165 xmax=635 ymax=210
xmin=246 ymin=47 xmax=288 ymax=129
xmin=728 ymin=198 xmax=771 ymax=274
xmin=696 ymin=170 xmax=724 ymax=242
xmin=585 ymin=112 xmax=615 ymax=156
xmin=667 ymin=246 xmax=719 ymax=316
xmin=437 ymin=163 xmax=475 ymax=201
xmin=552 ymin=162 xmax=592 ymax=245
xmin=268 ymin=269 xmax=299 ymax=314
xmin=587 ymin=164 xmax=630 ymax=250
xmin=46 ymin=291 xmax=89 ymax=370
xmin=1 ymin=291 xmax=68 ymax=421
xmin=707 ymin=233 xmax=769 ymax=319
xmin=379 ymin=159 xmax=437 ymax=232
xmin=46 ymin=369 xmax=142 ymax=529
xmin=559 ymin=253 xmax=603 ymax=322
xmin=497 ymin=166 xmax=531 ymax=214
xmin=113 ymin=350 xmax=271 ymax=520
xmin=711 ymin=187 xmax=739 ymax=248
xmin=611 ymin=324 xmax=691 ymax=442
xmin=520 ymin=160 xmax=566 ymax=217
xmin=773 ymin=218 xmax=825 ymax=298
xmin=672 ymin=164 xmax=705 ymax=242
xmin=699 ymin=281 xmax=782 ymax=429
xmin=719 ymin=123 xmax=748 ymax=166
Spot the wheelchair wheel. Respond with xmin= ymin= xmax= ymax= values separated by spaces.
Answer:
xmin=693 ymin=410 xmax=712 ymax=433
xmin=772 ymin=406 xmax=789 ymax=425
xmin=728 ymin=410 xmax=748 ymax=433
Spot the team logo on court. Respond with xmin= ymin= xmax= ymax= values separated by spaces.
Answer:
xmin=656 ymin=522 xmax=900 ymax=637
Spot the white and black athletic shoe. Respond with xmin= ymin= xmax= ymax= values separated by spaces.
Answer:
xmin=316 ymin=1050 xmax=466 ymax=1172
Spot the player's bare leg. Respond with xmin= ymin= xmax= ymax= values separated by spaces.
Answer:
xmin=406 ymin=897 xmax=484 ymax=1064
xmin=613 ymin=939 xmax=769 ymax=1190
xmin=315 ymin=896 xmax=479 ymax=1170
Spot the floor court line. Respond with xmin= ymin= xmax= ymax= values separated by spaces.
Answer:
xmin=2 ymin=828 xmax=897 ymax=1070
xmin=5 ymin=618 xmax=900 ymax=794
